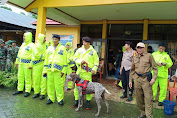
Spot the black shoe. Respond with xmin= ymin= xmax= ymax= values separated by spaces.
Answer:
xmin=31 ymin=88 xmax=34 ymax=91
xmin=58 ymin=100 xmax=64 ymax=106
xmin=46 ymin=99 xmax=53 ymax=104
xmin=86 ymin=100 xmax=91 ymax=110
xmin=153 ymin=100 xmax=155 ymax=102
xmin=13 ymin=91 xmax=23 ymax=95
xmin=126 ymin=96 xmax=133 ymax=102
xmin=158 ymin=102 xmax=163 ymax=106
xmin=33 ymin=94 xmax=39 ymax=98
xmin=40 ymin=95 xmax=45 ymax=100
xmin=138 ymin=114 xmax=146 ymax=118
xmin=24 ymin=92 xmax=30 ymax=97
xmin=72 ymin=100 xmax=78 ymax=107
xmin=120 ymin=95 xmax=127 ymax=99
xmin=67 ymin=88 xmax=71 ymax=91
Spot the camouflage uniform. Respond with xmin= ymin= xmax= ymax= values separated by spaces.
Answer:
xmin=5 ymin=40 xmax=15 ymax=72
xmin=0 ymin=39 xmax=7 ymax=71
xmin=12 ymin=40 xmax=19 ymax=63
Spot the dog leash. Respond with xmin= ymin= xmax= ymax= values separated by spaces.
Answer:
xmin=81 ymin=62 xmax=89 ymax=72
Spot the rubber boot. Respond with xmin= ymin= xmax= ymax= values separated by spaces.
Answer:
xmin=86 ymin=100 xmax=91 ymax=110
xmin=72 ymin=100 xmax=78 ymax=107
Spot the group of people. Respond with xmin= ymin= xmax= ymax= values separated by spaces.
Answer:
xmin=12 ymin=32 xmax=99 ymax=110
xmin=113 ymin=41 xmax=173 ymax=118
xmin=0 ymin=39 xmax=19 ymax=72
xmin=1 ymin=32 xmax=175 ymax=118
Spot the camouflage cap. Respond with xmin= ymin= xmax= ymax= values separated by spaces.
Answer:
xmin=0 ymin=39 xmax=4 ymax=45
xmin=11 ymin=40 xmax=16 ymax=43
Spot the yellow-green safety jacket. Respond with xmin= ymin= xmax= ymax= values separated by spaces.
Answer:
xmin=30 ymin=33 xmax=46 ymax=67
xmin=15 ymin=32 xmax=34 ymax=66
xmin=73 ymin=45 xmax=99 ymax=74
xmin=43 ymin=43 xmax=67 ymax=74
xmin=152 ymin=50 xmax=173 ymax=78
xmin=65 ymin=42 xmax=75 ymax=68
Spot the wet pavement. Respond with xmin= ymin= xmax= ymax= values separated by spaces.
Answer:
xmin=0 ymin=88 xmax=177 ymax=118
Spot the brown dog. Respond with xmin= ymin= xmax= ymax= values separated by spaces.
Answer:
xmin=66 ymin=73 xmax=111 ymax=117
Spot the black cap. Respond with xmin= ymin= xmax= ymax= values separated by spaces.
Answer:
xmin=52 ymin=34 xmax=60 ymax=39
xmin=159 ymin=42 xmax=165 ymax=47
xmin=125 ymin=41 xmax=132 ymax=47
xmin=82 ymin=37 xmax=91 ymax=43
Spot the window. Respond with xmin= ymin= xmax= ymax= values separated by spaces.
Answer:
xmin=107 ymin=24 xmax=143 ymax=40
xmin=80 ymin=24 xmax=102 ymax=39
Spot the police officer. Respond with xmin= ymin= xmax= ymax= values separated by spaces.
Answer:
xmin=13 ymin=32 xmax=34 ymax=97
xmin=43 ymin=34 xmax=67 ymax=105
xmin=152 ymin=43 xmax=173 ymax=106
xmin=65 ymin=42 xmax=75 ymax=90
xmin=129 ymin=42 xmax=158 ymax=118
xmin=0 ymin=39 xmax=7 ymax=71
xmin=31 ymin=33 xmax=46 ymax=99
xmin=120 ymin=41 xmax=134 ymax=101
xmin=72 ymin=37 xmax=99 ymax=110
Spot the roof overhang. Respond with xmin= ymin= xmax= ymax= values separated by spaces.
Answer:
xmin=6 ymin=0 xmax=177 ymax=25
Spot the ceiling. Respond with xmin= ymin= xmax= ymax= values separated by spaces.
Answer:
xmin=7 ymin=1 xmax=177 ymax=25
xmin=58 ymin=1 xmax=177 ymax=21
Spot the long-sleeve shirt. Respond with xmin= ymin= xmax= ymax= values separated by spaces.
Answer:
xmin=129 ymin=52 xmax=158 ymax=82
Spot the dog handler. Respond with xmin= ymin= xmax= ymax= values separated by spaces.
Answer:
xmin=72 ymin=37 xmax=99 ymax=110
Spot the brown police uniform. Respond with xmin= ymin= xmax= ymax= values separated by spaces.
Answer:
xmin=129 ymin=52 xmax=158 ymax=118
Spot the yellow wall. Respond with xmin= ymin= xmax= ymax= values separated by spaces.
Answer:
xmin=46 ymin=26 xmax=79 ymax=49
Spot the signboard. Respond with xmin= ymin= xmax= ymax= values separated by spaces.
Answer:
xmin=59 ymin=35 xmax=74 ymax=46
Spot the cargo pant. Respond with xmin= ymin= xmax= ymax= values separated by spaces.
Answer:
xmin=33 ymin=61 xmax=46 ymax=95
xmin=152 ymin=77 xmax=167 ymax=102
xmin=17 ymin=64 xmax=32 ymax=93
xmin=134 ymin=77 xmax=153 ymax=118
xmin=47 ymin=71 xmax=65 ymax=102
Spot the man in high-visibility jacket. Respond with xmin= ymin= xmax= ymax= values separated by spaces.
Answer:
xmin=13 ymin=32 xmax=34 ymax=97
xmin=31 ymin=33 xmax=47 ymax=99
xmin=65 ymin=42 xmax=75 ymax=90
xmin=43 ymin=34 xmax=67 ymax=105
xmin=152 ymin=43 xmax=173 ymax=106
xmin=72 ymin=37 xmax=99 ymax=110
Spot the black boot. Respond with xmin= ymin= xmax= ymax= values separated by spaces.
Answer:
xmin=40 ymin=95 xmax=45 ymax=100
xmin=67 ymin=88 xmax=71 ymax=91
xmin=24 ymin=92 xmax=30 ymax=97
xmin=72 ymin=100 xmax=78 ymax=107
xmin=120 ymin=91 xmax=127 ymax=99
xmin=86 ymin=100 xmax=91 ymax=110
xmin=33 ymin=94 xmax=40 ymax=98
xmin=13 ymin=91 xmax=23 ymax=95
xmin=46 ymin=99 xmax=53 ymax=105
xmin=158 ymin=102 xmax=163 ymax=106
xmin=126 ymin=96 xmax=133 ymax=102
xmin=58 ymin=100 xmax=64 ymax=106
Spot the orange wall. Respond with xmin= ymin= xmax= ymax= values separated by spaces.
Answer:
xmin=46 ymin=26 xmax=79 ymax=49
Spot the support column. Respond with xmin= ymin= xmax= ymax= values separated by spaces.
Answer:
xmin=143 ymin=19 xmax=149 ymax=52
xmin=101 ymin=20 xmax=107 ymax=58
xmin=35 ymin=7 xmax=47 ymax=42
xmin=77 ymin=25 xmax=81 ymax=44
xmin=101 ymin=20 xmax=107 ymax=75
